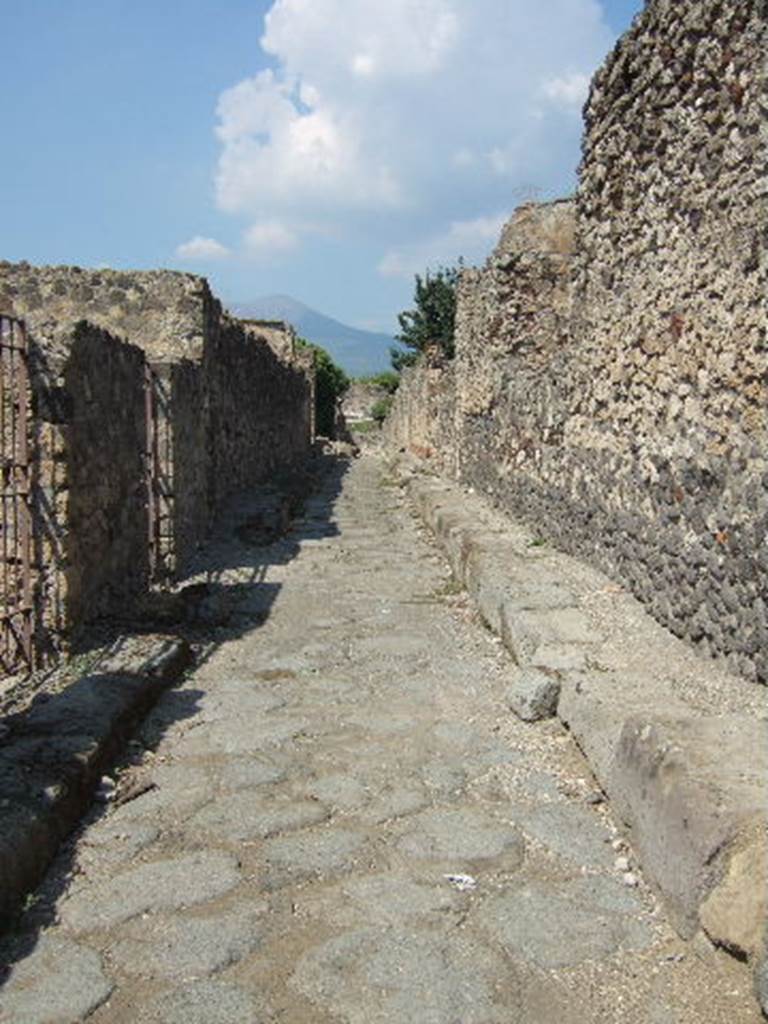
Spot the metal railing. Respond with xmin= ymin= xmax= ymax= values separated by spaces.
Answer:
xmin=0 ymin=316 xmax=33 ymax=673
xmin=144 ymin=364 xmax=175 ymax=583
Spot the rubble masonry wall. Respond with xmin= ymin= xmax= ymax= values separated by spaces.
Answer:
xmin=387 ymin=0 xmax=768 ymax=682
xmin=0 ymin=264 xmax=314 ymax=659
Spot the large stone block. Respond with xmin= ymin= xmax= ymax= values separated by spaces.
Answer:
xmin=700 ymin=835 xmax=768 ymax=961
xmin=608 ymin=713 xmax=767 ymax=941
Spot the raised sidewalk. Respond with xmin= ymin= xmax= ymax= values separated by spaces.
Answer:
xmin=0 ymin=635 xmax=191 ymax=928
xmin=405 ymin=467 xmax=767 ymax=1001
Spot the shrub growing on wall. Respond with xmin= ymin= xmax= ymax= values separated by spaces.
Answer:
xmin=297 ymin=338 xmax=350 ymax=437
xmin=371 ymin=394 xmax=395 ymax=424
xmin=391 ymin=264 xmax=460 ymax=371
xmin=357 ymin=370 xmax=400 ymax=394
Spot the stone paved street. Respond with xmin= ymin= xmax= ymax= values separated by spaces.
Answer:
xmin=0 ymin=457 xmax=760 ymax=1023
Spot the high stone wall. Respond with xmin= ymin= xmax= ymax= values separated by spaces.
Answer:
xmin=148 ymin=359 xmax=211 ymax=579
xmin=384 ymin=356 xmax=457 ymax=475
xmin=64 ymin=325 xmax=148 ymax=626
xmin=562 ymin=0 xmax=768 ymax=681
xmin=7 ymin=322 xmax=151 ymax=662
xmin=0 ymin=263 xmax=218 ymax=585
xmin=343 ymin=381 xmax=389 ymax=424
xmin=206 ymin=317 xmax=314 ymax=509
xmin=239 ymin=319 xmax=298 ymax=363
xmin=388 ymin=0 xmax=768 ymax=684
xmin=0 ymin=263 xmax=314 ymax=663
xmin=0 ymin=263 xmax=211 ymax=363
xmin=0 ymin=261 xmax=314 ymax=530
xmin=454 ymin=200 xmax=576 ymax=496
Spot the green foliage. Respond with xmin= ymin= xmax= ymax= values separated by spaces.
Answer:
xmin=391 ymin=264 xmax=460 ymax=371
xmin=356 ymin=371 xmax=401 ymax=394
xmin=371 ymin=395 xmax=394 ymax=424
xmin=350 ymin=419 xmax=379 ymax=435
xmin=297 ymin=338 xmax=350 ymax=437
xmin=390 ymin=347 xmax=419 ymax=372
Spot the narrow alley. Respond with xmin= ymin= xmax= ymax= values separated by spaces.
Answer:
xmin=0 ymin=456 xmax=759 ymax=1023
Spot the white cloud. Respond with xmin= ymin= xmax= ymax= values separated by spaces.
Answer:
xmin=244 ymin=219 xmax=299 ymax=257
xmin=378 ymin=213 xmax=509 ymax=279
xmin=351 ymin=54 xmax=376 ymax=78
xmin=215 ymin=71 xmax=400 ymax=214
xmin=452 ymin=148 xmax=477 ymax=169
xmin=175 ymin=236 xmax=231 ymax=261
xmin=213 ymin=0 xmax=613 ymax=262
xmin=261 ymin=0 xmax=460 ymax=82
xmin=541 ymin=72 xmax=592 ymax=107
xmin=489 ymin=146 xmax=515 ymax=176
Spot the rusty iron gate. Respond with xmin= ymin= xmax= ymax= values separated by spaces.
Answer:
xmin=144 ymin=364 xmax=174 ymax=583
xmin=0 ymin=315 xmax=34 ymax=674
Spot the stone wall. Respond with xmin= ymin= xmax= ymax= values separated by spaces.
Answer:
xmin=149 ymin=360 xmax=211 ymax=579
xmin=563 ymin=0 xmax=768 ymax=681
xmin=342 ymin=381 xmax=388 ymax=424
xmin=8 ymin=322 xmax=151 ymax=661
xmin=206 ymin=318 xmax=314 ymax=509
xmin=0 ymin=263 xmax=210 ymax=363
xmin=239 ymin=319 xmax=298 ymax=363
xmin=26 ymin=337 xmax=69 ymax=663
xmin=384 ymin=357 xmax=457 ymax=476
xmin=0 ymin=264 xmax=314 ymax=665
xmin=0 ymin=261 xmax=220 ymax=585
xmin=454 ymin=200 xmax=575 ymax=498
xmin=387 ymin=0 xmax=768 ymax=684
xmin=293 ymin=346 xmax=317 ymax=443
xmin=63 ymin=324 xmax=148 ymax=626
xmin=1 ymin=261 xmax=314 ymax=535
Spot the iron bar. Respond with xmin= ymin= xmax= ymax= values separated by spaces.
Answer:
xmin=0 ymin=315 xmax=34 ymax=673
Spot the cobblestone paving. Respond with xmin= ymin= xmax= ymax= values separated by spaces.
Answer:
xmin=0 ymin=457 xmax=760 ymax=1022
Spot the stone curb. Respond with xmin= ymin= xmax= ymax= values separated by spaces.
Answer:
xmin=0 ymin=634 xmax=193 ymax=929
xmin=406 ymin=472 xmax=767 ymax=996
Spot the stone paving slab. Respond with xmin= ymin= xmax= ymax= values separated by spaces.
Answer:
xmin=0 ymin=456 xmax=762 ymax=1022
xmin=106 ymin=905 xmax=265 ymax=980
xmin=0 ymin=935 xmax=114 ymax=1024
xmin=58 ymin=850 xmax=242 ymax=934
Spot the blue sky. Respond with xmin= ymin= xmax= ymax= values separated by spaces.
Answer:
xmin=1 ymin=1 xmax=643 ymax=332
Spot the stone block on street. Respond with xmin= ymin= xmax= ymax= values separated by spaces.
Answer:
xmin=505 ymin=668 xmax=561 ymax=721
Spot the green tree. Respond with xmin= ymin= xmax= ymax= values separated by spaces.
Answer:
xmin=391 ymin=264 xmax=460 ymax=371
xmin=297 ymin=339 xmax=350 ymax=437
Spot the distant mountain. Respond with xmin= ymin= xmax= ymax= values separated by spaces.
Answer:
xmin=231 ymin=294 xmax=399 ymax=377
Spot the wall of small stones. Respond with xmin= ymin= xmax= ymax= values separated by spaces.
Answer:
xmin=561 ymin=0 xmax=768 ymax=681
xmin=0 ymin=265 xmax=314 ymax=662
xmin=0 ymin=263 xmax=210 ymax=363
xmin=205 ymin=317 xmax=315 ymax=510
xmin=384 ymin=358 xmax=457 ymax=476
xmin=63 ymin=324 xmax=148 ymax=626
xmin=387 ymin=0 xmax=768 ymax=683
xmin=453 ymin=200 xmax=575 ymax=503
xmin=14 ymin=323 xmax=150 ymax=661
xmin=148 ymin=360 xmax=211 ymax=579
xmin=342 ymin=381 xmax=389 ymax=424
xmin=294 ymin=346 xmax=317 ymax=442
xmin=27 ymin=338 xmax=69 ymax=662
xmin=239 ymin=319 xmax=298 ymax=363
